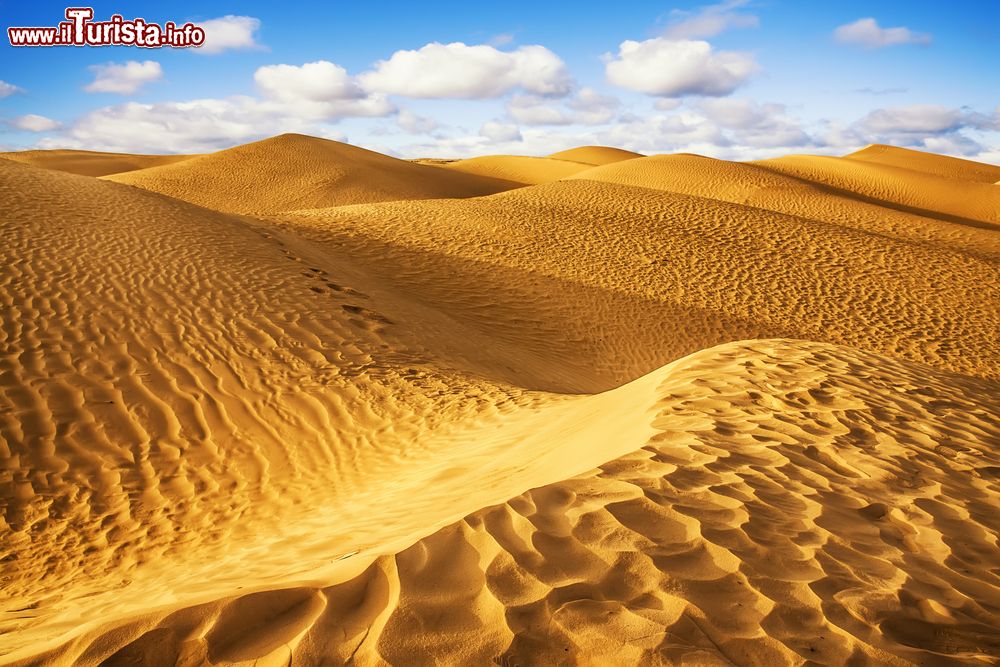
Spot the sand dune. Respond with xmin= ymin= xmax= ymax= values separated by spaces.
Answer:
xmin=105 ymin=133 xmax=521 ymax=214
xmin=847 ymin=144 xmax=1000 ymax=183
xmin=441 ymin=155 xmax=596 ymax=184
xmin=753 ymin=153 xmax=1000 ymax=229
xmin=548 ymin=145 xmax=644 ymax=165
xmin=281 ymin=176 xmax=999 ymax=389
xmin=2 ymin=139 xmax=1000 ymax=665
xmin=569 ymin=152 xmax=1000 ymax=259
xmin=0 ymin=149 xmax=198 ymax=177
xmin=10 ymin=340 xmax=1000 ymax=666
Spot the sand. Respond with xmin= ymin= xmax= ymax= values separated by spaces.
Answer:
xmin=105 ymin=134 xmax=521 ymax=214
xmin=0 ymin=149 xmax=199 ymax=177
xmin=1 ymin=139 xmax=999 ymax=665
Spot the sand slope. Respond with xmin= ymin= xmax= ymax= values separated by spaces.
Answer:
xmin=847 ymin=144 xmax=1000 ymax=183
xmin=568 ymin=152 xmax=1000 ymax=259
xmin=12 ymin=340 xmax=1000 ymax=666
xmin=2 ymin=140 xmax=1000 ymax=665
xmin=753 ymin=153 xmax=1000 ymax=228
xmin=548 ymin=145 xmax=644 ymax=165
xmin=281 ymin=177 xmax=999 ymax=389
xmin=441 ymin=155 xmax=596 ymax=184
xmin=105 ymin=134 xmax=521 ymax=214
xmin=0 ymin=149 xmax=198 ymax=177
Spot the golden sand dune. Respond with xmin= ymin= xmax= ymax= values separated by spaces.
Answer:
xmin=441 ymin=155 xmax=596 ymax=184
xmin=105 ymin=134 xmax=521 ymax=214
xmin=12 ymin=340 xmax=1000 ymax=666
xmin=547 ymin=145 xmax=644 ymax=165
xmin=2 ymin=139 xmax=1000 ymax=665
xmin=568 ymin=152 xmax=1000 ymax=259
xmin=754 ymin=152 xmax=1000 ymax=229
xmin=282 ymin=177 xmax=999 ymax=389
xmin=847 ymin=144 xmax=1000 ymax=183
xmin=0 ymin=149 xmax=198 ymax=177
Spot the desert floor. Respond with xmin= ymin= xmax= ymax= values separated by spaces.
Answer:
xmin=1 ymin=137 xmax=999 ymax=665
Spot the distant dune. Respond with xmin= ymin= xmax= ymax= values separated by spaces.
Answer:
xmin=847 ymin=143 xmax=1000 ymax=183
xmin=0 ymin=149 xmax=198 ymax=177
xmin=2 ymin=139 xmax=999 ymax=666
xmin=104 ymin=133 xmax=521 ymax=214
xmin=548 ymin=145 xmax=644 ymax=165
xmin=440 ymin=154 xmax=596 ymax=184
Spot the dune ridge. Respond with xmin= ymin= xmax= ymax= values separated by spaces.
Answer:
xmin=0 ymin=149 xmax=199 ymax=177
xmin=2 ymin=140 xmax=999 ymax=665
xmin=547 ymin=145 xmax=644 ymax=165
xmin=104 ymin=133 xmax=522 ymax=214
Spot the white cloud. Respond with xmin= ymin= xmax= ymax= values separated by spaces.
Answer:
xmin=253 ymin=60 xmax=393 ymax=118
xmin=834 ymin=18 xmax=931 ymax=49
xmin=697 ymin=98 xmax=811 ymax=147
xmin=664 ymin=0 xmax=759 ymax=39
xmin=196 ymin=15 xmax=263 ymax=55
xmin=38 ymin=97 xmax=311 ymax=153
xmin=506 ymin=88 xmax=619 ymax=126
xmin=859 ymin=105 xmax=971 ymax=134
xmin=10 ymin=114 xmax=60 ymax=132
xmin=360 ymin=42 xmax=572 ymax=99
xmin=0 ymin=80 xmax=23 ymax=98
xmin=606 ymin=38 xmax=758 ymax=97
xmin=84 ymin=60 xmax=163 ymax=95
xmin=480 ymin=121 xmax=522 ymax=142
xmin=397 ymin=109 xmax=438 ymax=134
xmin=840 ymin=104 xmax=1000 ymax=157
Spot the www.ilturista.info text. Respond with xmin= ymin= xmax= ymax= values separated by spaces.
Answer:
xmin=8 ymin=8 xmax=205 ymax=47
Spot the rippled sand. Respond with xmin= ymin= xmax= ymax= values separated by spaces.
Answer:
xmin=1 ymin=138 xmax=998 ymax=665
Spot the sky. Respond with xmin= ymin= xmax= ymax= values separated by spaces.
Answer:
xmin=1 ymin=0 xmax=998 ymax=161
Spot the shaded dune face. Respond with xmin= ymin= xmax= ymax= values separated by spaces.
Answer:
xmin=1 ymin=141 xmax=999 ymax=665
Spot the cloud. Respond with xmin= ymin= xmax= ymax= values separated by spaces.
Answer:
xmin=506 ymin=88 xmax=619 ymax=126
xmin=0 ymin=80 xmax=23 ymax=98
xmin=845 ymin=104 xmax=999 ymax=156
xmin=360 ymin=42 xmax=572 ymax=99
xmin=397 ymin=109 xmax=438 ymax=134
xmin=253 ymin=60 xmax=394 ymax=118
xmin=488 ymin=33 xmax=515 ymax=47
xmin=37 ymin=97 xmax=318 ymax=153
xmin=480 ymin=121 xmax=522 ymax=142
xmin=834 ymin=18 xmax=931 ymax=49
xmin=606 ymin=38 xmax=758 ymax=97
xmin=84 ymin=60 xmax=163 ymax=95
xmin=196 ymin=15 xmax=263 ymax=54
xmin=697 ymin=98 xmax=811 ymax=147
xmin=858 ymin=105 xmax=977 ymax=134
xmin=853 ymin=87 xmax=908 ymax=95
xmin=664 ymin=0 xmax=759 ymax=39
xmin=10 ymin=114 xmax=60 ymax=132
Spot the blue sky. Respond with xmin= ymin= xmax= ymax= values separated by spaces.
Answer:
xmin=1 ymin=0 xmax=998 ymax=161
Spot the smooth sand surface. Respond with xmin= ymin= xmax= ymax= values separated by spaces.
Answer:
xmin=0 ymin=149 xmax=199 ymax=177
xmin=104 ymin=133 xmax=521 ymax=214
xmin=547 ymin=145 xmax=644 ymax=165
xmin=440 ymin=155 xmax=598 ymax=184
xmin=1 ymin=141 xmax=999 ymax=665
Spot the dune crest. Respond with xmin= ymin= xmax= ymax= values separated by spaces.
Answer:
xmin=547 ymin=145 xmax=644 ymax=165
xmin=104 ymin=133 xmax=522 ymax=214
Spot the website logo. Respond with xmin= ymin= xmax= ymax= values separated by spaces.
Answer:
xmin=8 ymin=7 xmax=206 ymax=48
